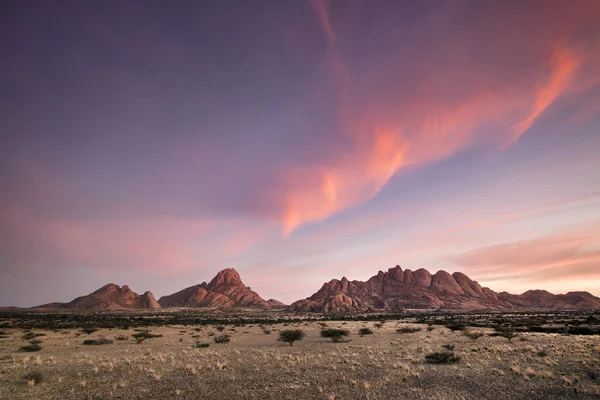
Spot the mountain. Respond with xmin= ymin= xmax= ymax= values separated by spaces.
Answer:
xmin=289 ymin=265 xmax=600 ymax=313
xmin=158 ymin=268 xmax=279 ymax=308
xmin=36 ymin=284 xmax=161 ymax=310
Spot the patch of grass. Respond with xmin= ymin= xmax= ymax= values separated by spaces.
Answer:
xmin=359 ymin=328 xmax=373 ymax=336
xmin=20 ymin=344 xmax=42 ymax=352
xmin=463 ymin=330 xmax=484 ymax=341
xmin=278 ymin=329 xmax=305 ymax=346
xmin=213 ymin=334 xmax=231 ymax=344
xmin=321 ymin=328 xmax=350 ymax=343
xmin=83 ymin=337 xmax=113 ymax=345
xmin=425 ymin=351 xmax=460 ymax=364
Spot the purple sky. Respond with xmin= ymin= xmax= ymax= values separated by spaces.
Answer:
xmin=1 ymin=0 xmax=600 ymax=307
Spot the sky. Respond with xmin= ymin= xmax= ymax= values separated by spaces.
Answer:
xmin=1 ymin=0 xmax=600 ymax=307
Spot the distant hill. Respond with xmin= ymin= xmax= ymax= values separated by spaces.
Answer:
xmin=290 ymin=265 xmax=600 ymax=313
xmin=35 ymin=284 xmax=160 ymax=310
xmin=158 ymin=268 xmax=285 ymax=308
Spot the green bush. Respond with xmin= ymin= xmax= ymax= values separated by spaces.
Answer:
xmin=20 ymin=344 xmax=42 ymax=352
xmin=83 ymin=337 xmax=113 ymax=345
xmin=278 ymin=329 xmax=305 ymax=346
xmin=396 ymin=327 xmax=422 ymax=334
xmin=321 ymin=328 xmax=350 ymax=342
xmin=359 ymin=328 xmax=373 ymax=336
xmin=425 ymin=351 xmax=460 ymax=364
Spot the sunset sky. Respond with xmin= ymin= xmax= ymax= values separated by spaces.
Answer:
xmin=1 ymin=0 xmax=600 ymax=307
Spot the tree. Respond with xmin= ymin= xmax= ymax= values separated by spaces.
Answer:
xmin=278 ymin=329 xmax=305 ymax=346
xmin=321 ymin=328 xmax=350 ymax=343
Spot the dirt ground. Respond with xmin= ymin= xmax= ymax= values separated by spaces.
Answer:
xmin=1 ymin=320 xmax=599 ymax=399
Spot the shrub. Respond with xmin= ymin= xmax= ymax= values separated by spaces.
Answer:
xmin=22 ymin=332 xmax=45 ymax=341
xmin=213 ymin=334 xmax=231 ymax=344
xmin=132 ymin=331 xmax=162 ymax=344
xmin=359 ymin=328 xmax=373 ymax=336
xmin=495 ymin=327 xmax=518 ymax=343
xmin=194 ymin=342 xmax=210 ymax=348
xmin=568 ymin=326 xmax=593 ymax=335
xmin=278 ymin=329 xmax=305 ymax=346
xmin=81 ymin=328 xmax=99 ymax=335
xmin=445 ymin=323 xmax=466 ymax=332
xmin=23 ymin=371 xmax=43 ymax=384
xmin=427 ymin=324 xmax=435 ymax=332
xmin=20 ymin=344 xmax=42 ymax=352
xmin=396 ymin=327 xmax=422 ymax=334
xmin=536 ymin=350 xmax=548 ymax=357
xmin=321 ymin=328 xmax=350 ymax=343
xmin=442 ymin=344 xmax=455 ymax=351
xmin=215 ymin=326 xmax=226 ymax=332
xmin=425 ymin=351 xmax=460 ymax=364
xmin=263 ymin=329 xmax=272 ymax=335
xmin=83 ymin=337 xmax=113 ymax=345
xmin=114 ymin=335 xmax=129 ymax=341
xmin=463 ymin=330 xmax=484 ymax=341
xmin=374 ymin=323 xmax=383 ymax=329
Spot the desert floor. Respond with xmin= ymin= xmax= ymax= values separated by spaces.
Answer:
xmin=1 ymin=320 xmax=599 ymax=400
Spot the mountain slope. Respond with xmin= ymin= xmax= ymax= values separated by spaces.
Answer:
xmin=290 ymin=265 xmax=600 ymax=313
xmin=35 ymin=284 xmax=161 ymax=310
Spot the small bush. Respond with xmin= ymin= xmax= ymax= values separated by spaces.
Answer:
xmin=463 ymin=330 xmax=484 ymax=341
xmin=132 ymin=331 xmax=162 ymax=344
xmin=445 ymin=323 xmax=466 ymax=332
xmin=359 ymin=328 xmax=373 ymax=336
xmin=194 ymin=342 xmax=210 ymax=348
xmin=23 ymin=371 xmax=43 ymax=384
xmin=396 ymin=327 xmax=422 ymax=334
xmin=374 ymin=323 xmax=383 ymax=329
xmin=20 ymin=344 xmax=41 ymax=352
xmin=536 ymin=350 xmax=548 ymax=357
xmin=215 ymin=326 xmax=226 ymax=332
xmin=114 ymin=335 xmax=129 ymax=341
xmin=495 ymin=327 xmax=518 ymax=343
xmin=321 ymin=328 xmax=350 ymax=343
xmin=22 ymin=332 xmax=45 ymax=341
xmin=81 ymin=328 xmax=99 ymax=335
xmin=278 ymin=329 xmax=305 ymax=346
xmin=213 ymin=334 xmax=231 ymax=344
xmin=442 ymin=344 xmax=455 ymax=351
xmin=83 ymin=337 xmax=113 ymax=345
xmin=263 ymin=329 xmax=272 ymax=335
xmin=427 ymin=324 xmax=435 ymax=332
xmin=425 ymin=351 xmax=460 ymax=364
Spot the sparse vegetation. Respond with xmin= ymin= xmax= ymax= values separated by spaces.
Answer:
xmin=463 ymin=330 xmax=484 ymax=341
xmin=213 ymin=334 xmax=231 ymax=344
xmin=359 ymin=328 xmax=373 ymax=336
xmin=80 ymin=328 xmax=99 ymax=335
xmin=495 ymin=327 xmax=518 ymax=343
xmin=425 ymin=351 xmax=461 ymax=364
xmin=20 ymin=343 xmax=42 ymax=352
xmin=442 ymin=344 xmax=455 ymax=351
xmin=321 ymin=328 xmax=350 ymax=342
xmin=278 ymin=329 xmax=305 ymax=346
xmin=83 ymin=337 xmax=113 ymax=345
xmin=194 ymin=342 xmax=210 ymax=348
xmin=23 ymin=371 xmax=43 ymax=384
xmin=132 ymin=330 xmax=162 ymax=344
xmin=263 ymin=329 xmax=272 ymax=335
xmin=114 ymin=335 xmax=129 ymax=341
xmin=396 ymin=326 xmax=422 ymax=334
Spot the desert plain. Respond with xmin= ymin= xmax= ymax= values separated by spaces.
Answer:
xmin=1 ymin=310 xmax=600 ymax=400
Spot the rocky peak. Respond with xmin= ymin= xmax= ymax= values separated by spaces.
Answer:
xmin=93 ymin=283 xmax=121 ymax=294
xmin=207 ymin=268 xmax=242 ymax=289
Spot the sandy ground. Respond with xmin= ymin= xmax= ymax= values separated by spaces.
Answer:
xmin=1 ymin=321 xmax=599 ymax=399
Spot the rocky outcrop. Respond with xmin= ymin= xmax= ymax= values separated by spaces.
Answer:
xmin=158 ymin=268 xmax=272 ymax=308
xmin=289 ymin=265 xmax=600 ymax=313
xmin=36 ymin=284 xmax=161 ymax=310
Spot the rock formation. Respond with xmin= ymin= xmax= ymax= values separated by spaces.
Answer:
xmin=158 ymin=268 xmax=273 ymax=308
xmin=290 ymin=265 xmax=600 ymax=313
xmin=36 ymin=284 xmax=161 ymax=310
